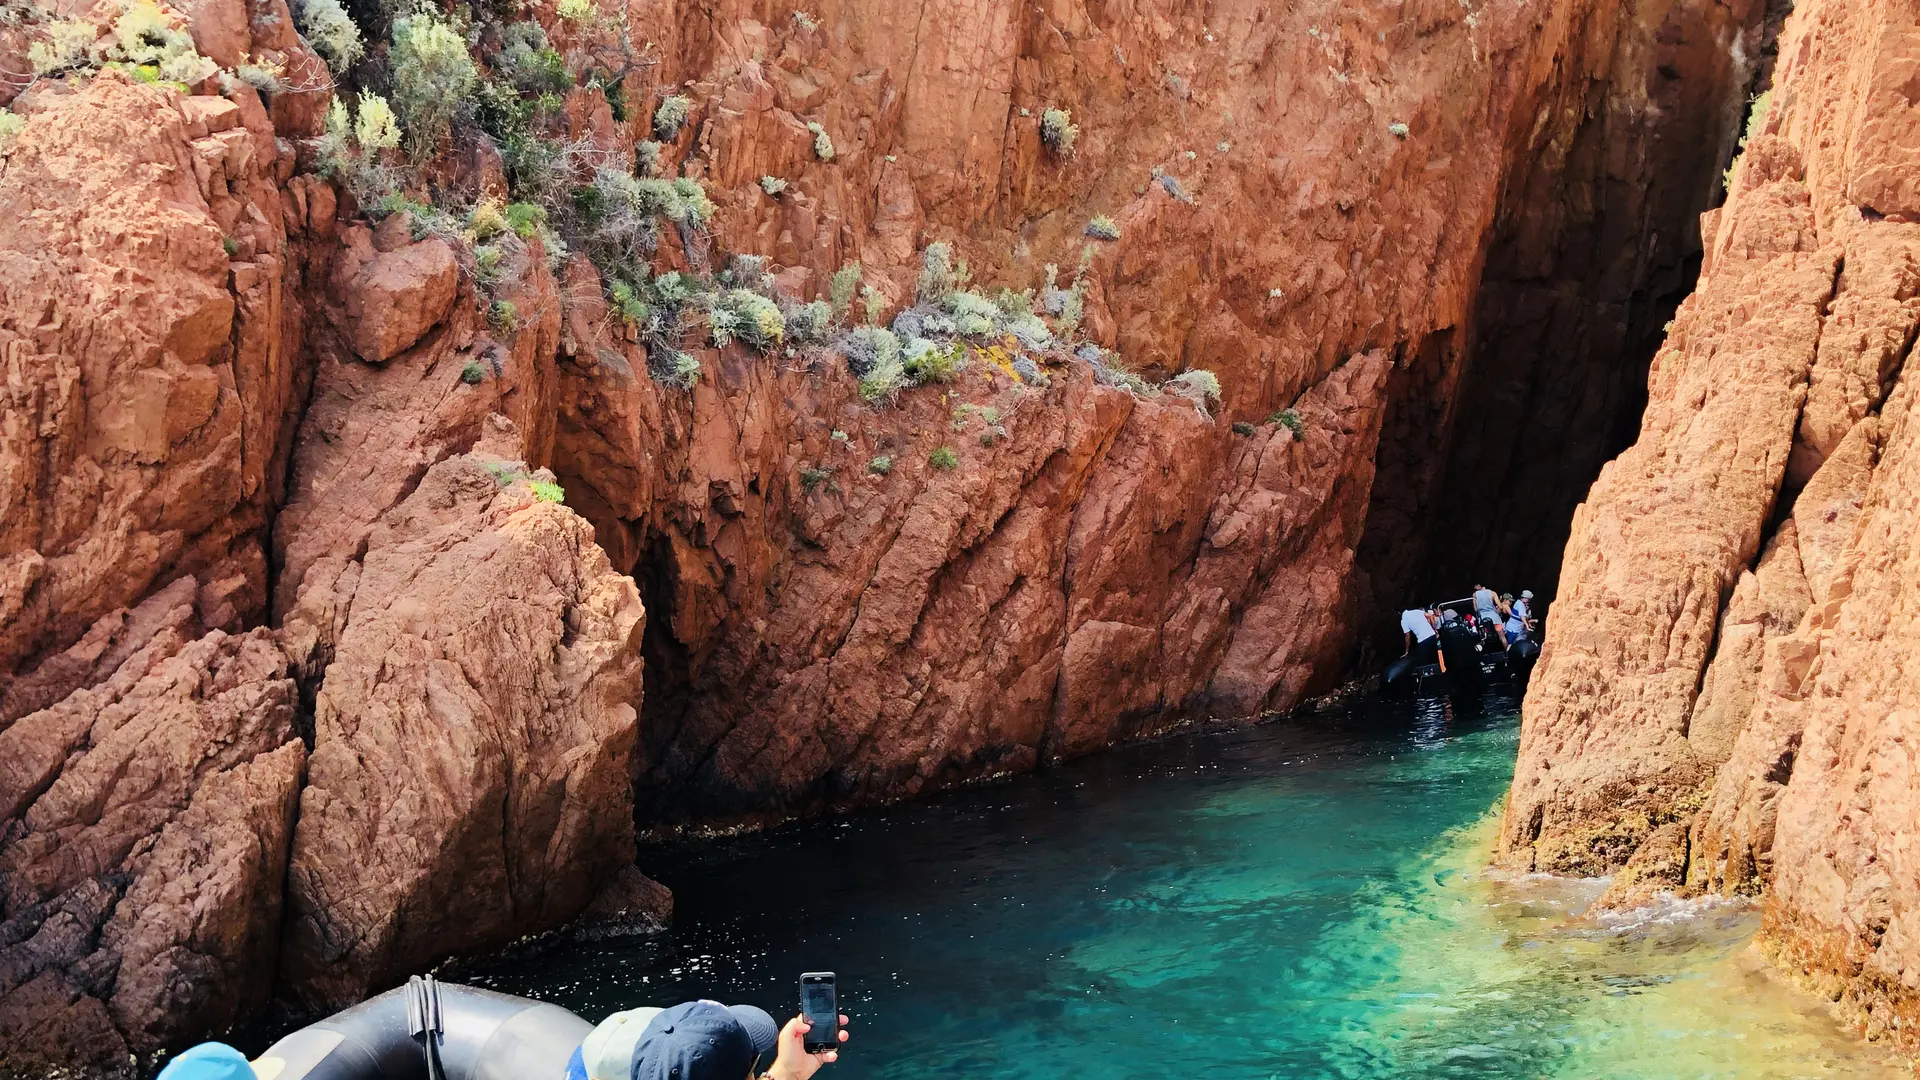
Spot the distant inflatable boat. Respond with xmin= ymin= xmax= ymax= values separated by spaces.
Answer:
xmin=253 ymin=976 xmax=587 ymax=1080
xmin=1382 ymin=620 xmax=1538 ymax=695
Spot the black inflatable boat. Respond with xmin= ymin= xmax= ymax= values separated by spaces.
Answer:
xmin=252 ymin=976 xmax=588 ymax=1080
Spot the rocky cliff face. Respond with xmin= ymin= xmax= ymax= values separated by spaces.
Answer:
xmin=1499 ymin=0 xmax=1920 ymax=1051
xmin=0 ymin=0 xmax=1760 ymax=1067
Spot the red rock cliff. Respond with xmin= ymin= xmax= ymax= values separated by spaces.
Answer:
xmin=0 ymin=0 xmax=1763 ymax=1067
xmin=1500 ymin=0 xmax=1920 ymax=1052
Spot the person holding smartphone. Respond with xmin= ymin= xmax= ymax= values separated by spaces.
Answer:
xmin=584 ymin=998 xmax=849 ymax=1080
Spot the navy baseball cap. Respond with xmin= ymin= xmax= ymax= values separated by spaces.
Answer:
xmin=631 ymin=1001 xmax=780 ymax=1080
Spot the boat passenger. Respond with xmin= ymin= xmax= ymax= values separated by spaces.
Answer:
xmin=578 ymin=999 xmax=848 ymax=1080
xmin=1471 ymin=583 xmax=1507 ymax=648
xmin=1400 ymin=606 xmax=1445 ymax=673
xmin=1506 ymin=590 xmax=1536 ymax=642
xmin=156 ymin=1043 xmax=255 ymax=1080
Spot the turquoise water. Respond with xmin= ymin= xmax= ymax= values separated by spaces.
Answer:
xmin=463 ymin=689 xmax=1903 ymax=1078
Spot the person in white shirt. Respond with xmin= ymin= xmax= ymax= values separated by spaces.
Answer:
xmin=1505 ymin=590 xmax=1536 ymax=641
xmin=1400 ymin=607 xmax=1445 ymax=671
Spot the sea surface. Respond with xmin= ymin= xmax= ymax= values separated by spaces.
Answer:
xmin=464 ymin=687 xmax=1905 ymax=1079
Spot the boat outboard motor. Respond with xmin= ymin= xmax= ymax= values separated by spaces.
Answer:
xmin=253 ymin=975 xmax=590 ymax=1080
xmin=1436 ymin=621 xmax=1484 ymax=690
xmin=1506 ymin=636 xmax=1541 ymax=681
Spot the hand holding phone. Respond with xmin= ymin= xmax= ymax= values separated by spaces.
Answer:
xmin=800 ymin=972 xmax=839 ymax=1053
xmin=763 ymin=976 xmax=849 ymax=1080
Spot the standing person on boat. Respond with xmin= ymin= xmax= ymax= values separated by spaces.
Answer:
xmin=1471 ymin=583 xmax=1507 ymax=648
xmin=1506 ymin=590 xmax=1536 ymax=643
xmin=1400 ymin=605 xmax=1446 ymax=673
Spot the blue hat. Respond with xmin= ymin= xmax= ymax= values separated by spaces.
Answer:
xmin=630 ymin=1001 xmax=780 ymax=1080
xmin=156 ymin=1043 xmax=255 ymax=1080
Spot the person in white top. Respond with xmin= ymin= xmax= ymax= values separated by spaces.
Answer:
xmin=1399 ymin=607 xmax=1446 ymax=671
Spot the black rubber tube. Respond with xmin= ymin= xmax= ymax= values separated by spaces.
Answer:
xmin=254 ymin=982 xmax=591 ymax=1080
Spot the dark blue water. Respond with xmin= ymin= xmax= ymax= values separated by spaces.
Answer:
xmin=461 ymin=689 xmax=1899 ymax=1079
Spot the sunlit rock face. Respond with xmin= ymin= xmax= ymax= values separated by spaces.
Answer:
xmin=1500 ymin=0 xmax=1920 ymax=1051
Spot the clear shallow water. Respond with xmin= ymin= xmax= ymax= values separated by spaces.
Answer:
xmin=462 ymin=689 xmax=1904 ymax=1079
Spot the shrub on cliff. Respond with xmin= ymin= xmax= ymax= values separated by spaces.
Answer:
xmin=31 ymin=1 xmax=217 ymax=86
xmin=0 ymin=112 xmax=23 ymax=157
xmin=929 ymin=446 xmax=959 ymax=470
xmin=918 ymin=241 xmax=957 ymax=304
xmin=391 ymin=11 xmax=476 ymax=160
xmin=829 ymin=262 xmax=862 ymax=323
xmin=1040 ymin=107 xmax=1078 ymax=155
xmin=653 ymin=94 xmax=691 ymax=140
xmin=784 ymin=299 xmax=834 ymax=342
xmin=1169 ymin=369 xmax=1222 ymax=415
xmin=807 ymin=120 xmax=835 ymax=161
xmin=709 ymin=289 xmax=785 ymax=351
xmin=320 ymin=92 xmax=401 ymax=202
xmin=1085 ymin=214 xmax=1119 ymax=240
xmin=1723 ymin=90 xmax=1773 ymax=192
xmin=294 ymin=0 xmax=364 ymax=74
xmin=634 ymin=140 xmax=663 ymax=175
xmin=903 ymin=337 xmax=963 ymax=383
xmin=867 ymin=455 xmax=893 ymax=475
xmin=843 ymin=326 xmax=901 ymax=378
xmin=760 ymin=175 xmax=789 ymax=196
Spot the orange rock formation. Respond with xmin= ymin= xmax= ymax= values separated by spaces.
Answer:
xmin=0 ymin=0 xmax=1778 ymax=1067
xmin=1500 ymin=0 xmax=1920 ymax=1052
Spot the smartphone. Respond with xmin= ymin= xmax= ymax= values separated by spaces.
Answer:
xmin=800 ymin=972 xmax=839 ymax=1053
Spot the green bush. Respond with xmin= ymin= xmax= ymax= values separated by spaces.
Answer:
xmin=390 ymin=11 xmax=476 ymax=160
xmin=634 ymin=140 xmax=662 ymax=175
xmin=843 ymin=326 xmax=901 ymax=377
xmin=867 ymin=454 xmax=893 ymax=475
xmin=609 ymin=278 xmax=652 ymax=328
xmin=294 ymin=0 xmax=364 ymax=74
xmin=945 ymin=291 xmax=998 ymax=337
xmin=760 ymin=175 xmax=789 ymax=196
xmin=929 ymin=446 xmax=959 ymax=470
xmin=1159 ymin=365 xmax=1221 ymax=407
xmin=917 ymin=241 xmax=956 ymax=304
xmin=530 ymin=479 xmax=566 ymax=503
xmin=653 ymin=94 xmax=691 ymax=140
xmin=505 ymin=201 xmax=547 ymax=237
xmin=800 ymin=466 xmax=833 ymax=491
xmin=490 ymin=299 xmax=519 ymax=333
xmin=1387 ymin=121 xmax=1410 ymax=139
xmin=903 ymin=337 xmax=963 ymax=382
xmin=653 ymin=350 xmax=701 ymax=389
xmin=1269 ymin=408 xmax=1303 ymax=435
xmin=460 ymin=360 xmax=486 ymax=384
xmin=474 ymin=245 xmax=505 ymax=286
xmin=1040 ymin=107 xmax=1078 ymax=155
xmin=0 ymin=111 xmax=24 ymax=156
xmin=709 ymin=289 xmax=785 ymax=351
xmin=1231 ymin=421 xmax=1255 ymax=435
xmin=859 ymin=359 xmax=906 ymax=403
xmin=829 ymin=262 xmax=862 ymax=321
xmin=785 ymin=299 xmax=833 ymax=342
xmin=514 ymin=47 xmax=573 ymax=96
xmin=1085 ymin=214 xmax=1119 ymax=240
xmin=1723 ymin=90 xmax=1772 ymax=191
